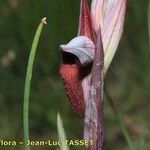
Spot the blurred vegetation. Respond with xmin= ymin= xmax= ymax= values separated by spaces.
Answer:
xmin=0 ymin=0 xmax=149 ymax=150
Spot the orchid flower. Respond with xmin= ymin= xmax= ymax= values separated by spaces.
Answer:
xmin=59 ymin=0 xmax=127 ymax=117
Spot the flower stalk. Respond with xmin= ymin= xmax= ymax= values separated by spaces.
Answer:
xmin=84 ymin=29 xmax=104 ymax=150
xmin=23 ymin=17 xmax=47 ymax=150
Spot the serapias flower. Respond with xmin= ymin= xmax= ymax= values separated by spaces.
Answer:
xmin=59 ymin=0 xmax=127 ymax=117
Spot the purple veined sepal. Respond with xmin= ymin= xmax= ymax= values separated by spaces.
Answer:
xmin=78 ymin=0 xmax=96 ymax=42
xmin=91 ymin=0 xmax=127 ymax=72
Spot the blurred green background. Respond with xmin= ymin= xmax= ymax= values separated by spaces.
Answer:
xmin=0 ymin=0 xmax=149 ymax=150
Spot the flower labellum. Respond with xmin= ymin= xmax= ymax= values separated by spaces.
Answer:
xmin=59 ymin=36 xmax=95 ymax=117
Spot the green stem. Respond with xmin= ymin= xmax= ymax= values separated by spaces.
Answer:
xmin=23 ymin=17 xmax=47 ymax=150
xmin=148 ymin=0 xmax=150 ymax=45
xmin=104 ymin=87 xmax=134 ymax=150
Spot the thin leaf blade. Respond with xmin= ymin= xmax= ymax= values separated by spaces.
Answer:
xmin=57 ymin=113 xmax=69 ymax=150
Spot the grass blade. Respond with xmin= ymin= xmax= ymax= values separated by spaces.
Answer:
xmin=23 ymin=17 xmax=47 ymax=150
xmin=148 ymin=0 xmax=150 ymax=45
xmin=57 ymin=112 xmax=69 ymax=150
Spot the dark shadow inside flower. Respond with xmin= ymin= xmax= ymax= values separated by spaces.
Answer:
xmin=79 ymin=62 xmax=92 ymax=80
xmin=61 ymin=51 xmax=92 ymax=79
xmin=61 ymin=52 xmax=77 ymax=65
